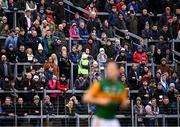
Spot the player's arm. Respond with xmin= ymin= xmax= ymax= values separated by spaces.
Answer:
xmin=119 ymin=88 xmax=130 ymax=108
xmin=83 ymin=81 xmax=111 ymax=106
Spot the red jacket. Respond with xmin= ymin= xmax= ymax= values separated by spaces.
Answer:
xmin=57 ymin=81 xmax=69 ymax=91
xmin=48 ymin=80 xmax=58 ymax=97
xmin=83 ymin=6 xmax=98 ymax=18
xmin=133 ymin=51 xmax=148 ymax=63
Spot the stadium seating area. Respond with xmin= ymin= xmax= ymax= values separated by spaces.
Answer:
xmin=0 ymin=0 xmax=180 ymax=126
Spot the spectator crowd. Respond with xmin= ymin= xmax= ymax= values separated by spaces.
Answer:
xmin=0 ymin=0 xmax=180 ymax=126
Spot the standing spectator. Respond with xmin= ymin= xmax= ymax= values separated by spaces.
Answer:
xmin=74 ymin=74 xmax=90 ymax=90
xmin=159 ymin=7 xmax=173 ymax=28
xmin=58 ymin=51 xmax=70 ymax=78
xmin=157 ymin=58 xmax=170 ymax=74
xmin=4 ymin=29 xmax=17 ymax=50
xmin=71 ymin=12 xmax=82 ymax=27
xmin=138 ymin=9 xmax=152 ymax=33
xmin=104 ymin=0 xmax=114 ymax=12
xmin=115 ymin=48 xmax=127 ymax=63
xmin=87 ymin=11 xmax=101 ymax=34
xmin=79 ymin=21 xmax=89 ymax=46
xmin=17 ymin=29 xmax=28 ymax=49
xmin=97 ymin=48 xmax=107 ymax=67
xmin=57 ymin=74 xmax=69 ymax=92
xmin=108 ymin=5 xmax=118 ymax=26
xmin=42 ymin=30 xmax=57 ymax=55
xmin=48 ymin=75 xmax=59 ymax=98
xmin=133 ymin=45 xmax=148 ymax=63
xmin=78 ymin=53 xmax=90 ymax=76
xmin=114 ymin=13 xmax=127 ymax=30
xmin=19 ymin=10 xmax=32 ymax=33
xmin=104 ymin=39 xmax=116 ymax=59
xmin=138 ymin=79 xmax=153 ymax=105
xmin=153 ymin=82 xmax=166 ymax=101
xmin=55 ymin=24 xmax=66 ymax=44
xmin=0 ymin=55 xmax=12 ymax=79
xmin=128 ymin=63 xmax=139 ymax=90
xmin=17 ymin=45 xmax=27 ymax=63
xmin=40 ymin=20 xmax=50 ymax=37
xmin=54 ymin=0 xmax=65 ymax=25
xmin=102 ymin=19 xmax=114 ymax=38
xmin=6 ymin=44 xmax=16 ymax=63
xmin=134 ymin=97 xmax=145 ymax=126
xmin=0 ymin=16 xmax=9 ymax=36
xmin=127 ymin=10 xmax=138 ymax=34
xmin=145 ymin=98 xmax=159 ymax=127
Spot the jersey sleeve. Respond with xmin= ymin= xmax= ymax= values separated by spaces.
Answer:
xmin=88 ymin=81 xmax=101 ymax=96
xmin=119 ymin=88 xmax=128 ymax=103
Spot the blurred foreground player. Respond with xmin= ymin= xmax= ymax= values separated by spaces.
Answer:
xmin=83 ymin=61 xmax=129 ymax=127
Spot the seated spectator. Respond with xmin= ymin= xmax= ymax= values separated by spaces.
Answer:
xmin=40 ymin=20 xmax=50 ymax=37
xmin=134 ymin=97 xmax=145 ymax=126
xmin=55 ymin=24 xmax=66 ymax=44
xmin=153 ymin=82 xmax=166 ymax=101
xmin=32 ymin=75 xmax=43 ymax=91
xmin=34 ymin=44 xmax=46 ymax=63
xmin=104 ymin=39 xmax=116 ymax=59
xmin=74 ymin=74 xmax=90 ymax=90
xmin=26 ymin=0 xmax=37 ymax=12
xmin=153 ymin=48 xmax=163 ymax=65
xmin=127 ymin=0 xmax=139 ymax=13
xmin=150 ymin=24 xmax=160 ymax=40
xmin=4 ymin=29 xmax=17 ymax=50
xmin=26 ymin=48 xmax=34 ymax=62
xmin=164 ymin=48 xmax=173 ymax=64
xmin=115 ymin=13 xmax=127 ymax=30
xmin=160 ymin=25 xmax=173 ymax=41
xmin=159 ymin=7 xmax=173 ymax=28
xmin=104 ymin=0 xmax=114 ymax=12
xmin=69 ymin=45 xmax=81 ymax=64
xmin=97 ymin=48 xmax=107 ymax=69
xmin=43 ymin=95 xmax=54 ymax=115
xmin=46 ymin=16 xmax=56 ymax=35
xmin=138 ymin=79 xmax=153 ymax=105
xmin=87 ymin=11 xmax=101 ymax=34
xmin=17 ymin=45 xmax=27 ymax=62
xmin=69 ymin=23 xmax=80 ymax=39
xmin=145 ymin=98 xmax=159 ymax=127
xmin=115 ymin=48 xmax=127 ymax=63
xmin=43 ymin=56 xmax=59 ymax=78
xmin=84 ymin=1 xmax=98 ymax=18
xmin=0 ymin=16 xmax=9 ymax=36
xmin=15 ymin=74 xmax=24 ymax=91
xmin=57 ymin=74 xmax=69 ymax=91
xmin=1 ymin=96 xmax=14 ymax=126
xmin=159 ymin=73 xmax=169 ymax=92
xmin=142 ymin=22 xmax=152 ymax=39
xmin=30 ymin=95 xmax=41 ymax=126
xmin=102 ymin=19 xmax=114 ymax=38
xmin=133 ymin=45 xmax=148 ymax=63
xmin=167 ymin=83 xmax=179 ymax=103
xmin=28 ymin=30 xmax=41 ymax=53
xmin=17 ymin=29 xmax=28 ymax=48
xmin=78 ymin=53 xmax=90 ymax=76
xmin=157 ymin=58 xmax=170 ymax=74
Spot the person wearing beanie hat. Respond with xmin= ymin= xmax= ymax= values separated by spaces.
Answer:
xmin=133 ymin=45 xmax=148 ymax=63
xmin=34 ymin=43 xmax=46 ymax=63
xmin=134 ymin=96 xmax=145 ymax=126
xmin=97 ymin=48 xmax=107 ymax=71
xmin=38 ymin=43 xmax=43 ymax=50
xmin=115 ymin=48 xmax=127 ymax=63
xmin=157 ymin=57 xmax=170 ymax=74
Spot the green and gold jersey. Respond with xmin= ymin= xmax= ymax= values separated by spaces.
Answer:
xmin=88 ymin=79 xmax=128 ymax=119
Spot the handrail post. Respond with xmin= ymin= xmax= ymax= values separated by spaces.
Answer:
xmin=40 ymin=100 xmax=43 ymax=127
xmin=177 ymin=100 xmax=180 ymax=126
xmin=162 ymin=114 xmax=165 ymax=127
xmin=134 ymin=113 xmax=137 ymax=127
xmin=76 ymin=114 xmax=80 ymax=127
xmin=69 ymin=38 xmax=72 ymax=52
xmin=131 ymin=100 xmax=134 ymax=126
xmin=13 ymin=11 xmax=17 ymax=28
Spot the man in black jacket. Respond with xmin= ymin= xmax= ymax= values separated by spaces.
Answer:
xmin=0 ymin=55 xmax=12 ymax=79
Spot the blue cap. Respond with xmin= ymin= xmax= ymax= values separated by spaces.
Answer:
xmin=137 ymin=45 xmax=142 ymax=49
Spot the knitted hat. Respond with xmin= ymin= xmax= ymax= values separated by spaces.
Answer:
xmin=38 ymin=43 xmax=43 ymax=50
